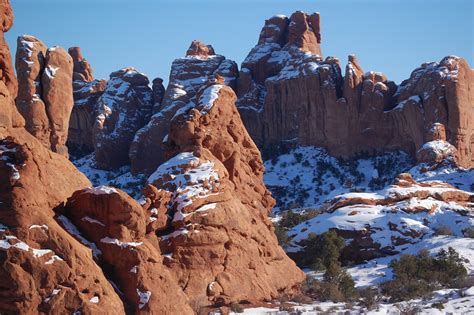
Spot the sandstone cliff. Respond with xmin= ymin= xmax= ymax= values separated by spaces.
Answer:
xmin=237 ymin=12 xmax=474 ymax=168
xmin=14 ymin=35 xmax=74 ymax=157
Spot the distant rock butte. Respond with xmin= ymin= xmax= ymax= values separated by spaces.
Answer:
xmin=237 ymin=12 xmax=474 ymax=168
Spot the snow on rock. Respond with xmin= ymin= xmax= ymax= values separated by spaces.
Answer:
xmin=147 ymin=152 xmax=220 ymax=221
xmin=136 ymin=289 xmax=151 ymax=309
xmin=89 ymin=296 xmax=99 ymax=303
xmin=0 ymin=235 xmax=64 ymax=265
xmin=287 ymin=171 xmax=473 ymax=260
xmin=73 ymin=153 xmax=147 ymax=200
xmin=84 ymin=185 xmax=118 ymax=195
xmin=100 ymin=237 xmax=143 ymax=248
xmin=81 ymin=216 xmax=106 ymax=226
xmin=57 ymin=215 xmax=102 ymax=258
xmin=29 ymin=224 xmax=49 ymax=231
xmin=198 ymin=84 xmax=223 ymax=114
xmin=44 ymin=65 xmax=59 ymax=79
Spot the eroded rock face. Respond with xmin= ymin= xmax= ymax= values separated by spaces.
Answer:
xmin=129 ymin=41 xmax=238 ymax=175
xmin=289 ymin=173 xmax=473 ymax=263
xmin=0 ymin=128 xmax=130 ymax=314
xmin=41 ymin=47 xmax=75 ymax=157
xmin=65 ymin=187 xmax=193 ymax=314
xmin=68 ymin=47 xmax=94 ymax=82
xmin=238 ymin=12 xmax=474 ymax=168
xmin=68 ymin=78 xmax=107 ymax=157
xmin=0 ymin=0 xmax=24 ymax=133
xmin=144 ymin=79 xmax=304 ymax=305
xmin=93 ymin=68 xmax=153 ymax=170
xmin=14 ymin=35 xmax=74 ymax=157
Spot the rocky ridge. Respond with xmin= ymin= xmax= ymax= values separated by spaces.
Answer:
xmin=237 ymin=13 xmax=474 ymax=168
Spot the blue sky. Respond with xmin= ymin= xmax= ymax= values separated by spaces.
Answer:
xmin=6 ymin=0 xmax=473 ymax=84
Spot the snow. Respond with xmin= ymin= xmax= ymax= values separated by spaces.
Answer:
xmin=0 ymin=235 xmax=63 ymax=264
xmin=130 ymin=265 xmax=138 ymax=273
xmin=137 ymin=289 xmax=151 ymax=309
xmin=57 ymin=215 xmax=102 ymax=258
xmin=419 ymin=140 xmax=456 ymax=156
xmin=147 ymin=152 xmax=220 ymax=221
xmin=44 ymin=288 xmax=61 ymax=303
xmin=6 ymin=163 xmax=20 ymax=181
xmin=89 ymin=296 xmax=99 ymax=303
xmin=264 ymin=146 xmax=413 ymax=211
xmin=82 ymin=216 xmax=106 ymax=226
xmin=100 ymin=237 xmax=143 ymax=248
xmin=44 ymin=65 xmax=59 ymax=79
xmin=29 ymin=224 xmax=48 ymax=231
xmin=198 ymin=84 xmax=223 ymax=114
xmin=84 ymin=186 xmax=118 ymax=195
xmin=73 ymin=153 xmax=146 ymax=199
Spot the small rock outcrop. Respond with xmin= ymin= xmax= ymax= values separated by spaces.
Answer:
xmin=289 ymin=173 xmax=473 ymax=263
xmin=238 ymin=11 xmax=474 ymax=168
xmin=129 ymin=41 xmax=239 ymax=174
xmin=14 ymin=35 xmax=74 ymax=157
xmin=68 ymin=47 xmax=94 ymax=82
xmin=92 ymin=68 xmax=153 ymax=169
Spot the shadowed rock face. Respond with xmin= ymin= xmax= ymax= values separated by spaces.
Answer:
xmin=129 ymin=40 xmax=239 ymax=175
xmin=237 ymin=12 xmax=474 ymax=168
xmin=68 ymin=47 xmax=94 ymax=82
xmin=92 ymin=67 xmax=153 ymax=170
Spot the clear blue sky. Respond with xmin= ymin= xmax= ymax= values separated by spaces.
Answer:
xmin=6 ymin=0 xmax=473 ymax=84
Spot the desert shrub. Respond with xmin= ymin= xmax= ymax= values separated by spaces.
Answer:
xmin=303 ymin=230 xmax=345 ymax=269
xmin=431 ymin=302 xmax=445 ymax=310
xmin=278 ymin=210 xmax=318 ymax=230
xmin=229 ymin=303 xmax=243 ymax=313
xmin=463 ymin=228 xmax=474 ymax=238
xmin=434 ymin=225 xmax=453 ymax=236
xmin=273 ymin=223 xmax=289 ymax=249
xmin=382 ymin=247 xmax=468 ymax=301
xmin=358 ymin=287 xmax=380 ymax=311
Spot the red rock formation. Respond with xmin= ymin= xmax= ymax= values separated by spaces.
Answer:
xmin=64 ymin=187 xmax=193 ymax=314
xmin=144 ymin=78 xmax=304 ymax=305
xmin=15 ymin=35 xmax=50 ymax=146
xmin=41 ymin=46 xmax=75 ymax=157
xmin=14 ymin=35 xmax=74 ymax=157
xmin=151 ymin=77 xmax=165 ymax=113
xmin=68 ymin=78 xmax=107 ymax=157
xmin=93 ymin=67 xmax=153 ymax=169
xmin=0 ymin=0 xmax=24 ymax=133
xmin=68 ymin=47 xmax=94 ymax=82
xmin=129 ymin=41 xmax=238 ymax=175
xmin=238 ymin=12 xmax=474 ymax=168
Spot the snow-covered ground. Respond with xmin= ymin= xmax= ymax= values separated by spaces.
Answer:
xmin=264 ymin=146 xmax=415 ymax=211
xmin=232 ymin=287 xmax=474 ymax=314
xmin=73 ymin=153 xmax=146 ymax=199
